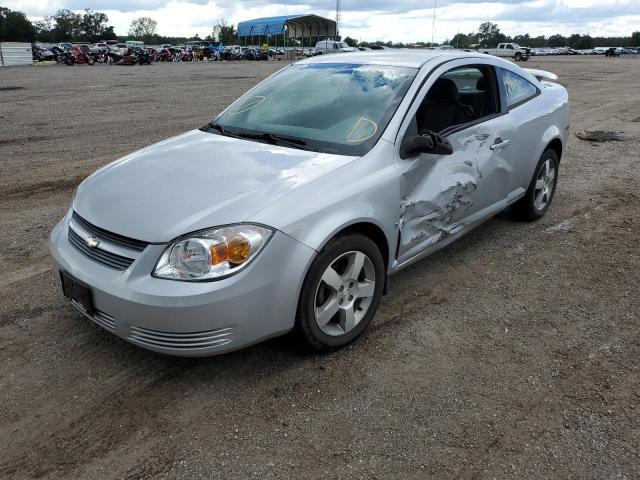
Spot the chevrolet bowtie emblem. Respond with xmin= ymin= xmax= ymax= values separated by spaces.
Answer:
xmin=85 ymin=236 xmax=100 ymax=248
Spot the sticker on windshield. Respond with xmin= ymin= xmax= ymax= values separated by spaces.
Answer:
xmin=347 ymin=117 xmax=378 ymax=143
xmin=229 ymin=96 xmax=266 ymax=115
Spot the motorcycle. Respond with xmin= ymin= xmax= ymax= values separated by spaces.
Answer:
xmin=32 ymin=45 xmax=54 ymax=62
xmin=158 ymin=47 xmax=175 ymax=62
xmin=130 ymin=47 xmax=152 ymax=65
xmin=108 ymin=48 xmax=138 ymax=65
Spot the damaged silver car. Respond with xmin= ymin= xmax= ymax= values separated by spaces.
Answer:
xmin=50 ymin=51 xmax=569 ymax=356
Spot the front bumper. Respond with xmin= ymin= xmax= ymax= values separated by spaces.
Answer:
xmin=49 ymin=210 xmax=316 ymax=356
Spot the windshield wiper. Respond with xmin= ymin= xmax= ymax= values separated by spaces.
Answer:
xmin=206 ymin=123 xmax=309 ymax=151
xmin=207 ymin=123 xmax=241 ymax=138
xmin=235 ymin=131 xmax=309 ymax=150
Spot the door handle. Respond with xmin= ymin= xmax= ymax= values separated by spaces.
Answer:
xmin=490 ymin=139 xmax=511 ymax=151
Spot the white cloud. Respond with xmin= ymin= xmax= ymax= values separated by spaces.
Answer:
xmin=7 ymin=0 xmax=640 ymax=41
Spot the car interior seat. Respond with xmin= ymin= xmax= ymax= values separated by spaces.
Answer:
xmin=418 ymin=78 xmax=474 ymax=133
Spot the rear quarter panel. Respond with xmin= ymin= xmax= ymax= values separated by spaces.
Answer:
xmin=507 ymin=76 xmax=569 ymax=188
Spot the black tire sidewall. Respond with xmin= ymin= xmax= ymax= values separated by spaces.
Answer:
xmin=297 ymin=234 xmax=385 ymax=351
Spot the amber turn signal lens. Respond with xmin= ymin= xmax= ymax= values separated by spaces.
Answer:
xmin=209 ymin=234 xmax=251 ymax=266
xmin=209 ymin=242 xmax=226 ymax=265
xmin=227 ymin=234 xmax=251 ymax=264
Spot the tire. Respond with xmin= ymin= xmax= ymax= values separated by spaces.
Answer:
xmin=512 ymin=149 xmax=559 ymax=220
xmin=296 ymin=233 xmax=385 ymax=352
xmin=87 ymin=57 xmax=95 ymax=65
xmin=515 ymin=52 xmax=522 ymax=61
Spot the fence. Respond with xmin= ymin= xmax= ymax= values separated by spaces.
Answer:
xmin=0 ymin=42 xmax=32 ymax=67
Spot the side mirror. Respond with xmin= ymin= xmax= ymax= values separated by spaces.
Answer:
xmin=401 ymin=130 xmax=454 ymax=158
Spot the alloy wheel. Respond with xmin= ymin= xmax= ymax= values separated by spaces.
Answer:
xmin=533 ymin=158 xmax=556 ymax=211
xmin=314 ymin=251 xmax=376 ymax=336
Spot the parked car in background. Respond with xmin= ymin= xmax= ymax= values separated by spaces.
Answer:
xmin=604 ymin=47 xmax=620 ymax=57
xmin=315 ymin=39 xmax=358 ymax=54
xmin=482 ymin=43 xmax=530 ymax=61
xmin=50 ymin=51 xmax=568 ymax=357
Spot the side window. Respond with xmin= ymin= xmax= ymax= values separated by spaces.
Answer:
xmin=506 ymin=44 xmax=514 ymax=50
xmin=501 ymin=68 xmax=538 ymax=108
xmin=414 ymin=65 xmax=499 ymax=134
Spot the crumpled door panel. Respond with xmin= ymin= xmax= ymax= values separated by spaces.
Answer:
xmin=397 ymin=121 xmax=513 ymax=263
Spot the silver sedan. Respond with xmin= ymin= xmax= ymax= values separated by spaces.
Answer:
xmin=50 ymin=51 xmax=569 ymax=356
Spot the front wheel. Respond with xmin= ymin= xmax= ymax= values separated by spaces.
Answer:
xmin=515 ymin=52 xmax=523 ymax=61
xmin=296 ymin=233 xmax=385 ymax=351
xmin=512 ymin=149 xmax=559 ymax=220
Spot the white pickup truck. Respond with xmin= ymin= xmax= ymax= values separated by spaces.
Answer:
xmin=482 ymin=43 xmax=530 ymax=61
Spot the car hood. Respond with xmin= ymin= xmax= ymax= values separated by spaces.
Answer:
xmin=74 ymin=130 xmax=356 ymax=242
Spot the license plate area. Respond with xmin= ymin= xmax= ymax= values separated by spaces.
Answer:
xmin=60 ymin=271 xmax=94 ymax=316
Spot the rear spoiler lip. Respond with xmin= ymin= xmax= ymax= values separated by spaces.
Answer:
xmin=523 ymin=68 xmax=558 ymax=82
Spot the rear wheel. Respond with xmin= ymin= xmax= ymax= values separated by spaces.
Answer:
xmin=512 ymin=149 xmax=559 ymax=220
xmin=296 ymin=234 xmax=385 ymax=351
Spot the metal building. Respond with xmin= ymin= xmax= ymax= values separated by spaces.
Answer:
xmin=237 ymin=14 xmax=337 ymax=48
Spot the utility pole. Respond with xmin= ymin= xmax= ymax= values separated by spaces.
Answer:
xmin=431 ymin=0 xmax=437 ymax=45
xmin=336 ymin=0 xmax=342 ymax=39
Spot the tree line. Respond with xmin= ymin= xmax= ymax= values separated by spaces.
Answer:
xmin=2 ymin=9 xmax=639 ymax=49
xmin=345 ymin=22 xmax=640 ymax=50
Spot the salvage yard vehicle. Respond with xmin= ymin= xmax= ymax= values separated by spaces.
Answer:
xmin=31 ymin=44 xmax=54 ymax=62
xmin=50 ymin=51 xmax=569 ymax=356
xmin=604 ymin=47 xmax=620 ymax=58
xmin=483 ymin=43 xmax=530 ymax=61
xmin=315 ymin=39 xmax=358 ymax=54
xmin=63 ymin=46 xmax=94 ymax=66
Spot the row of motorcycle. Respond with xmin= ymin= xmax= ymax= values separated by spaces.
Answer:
xmin=32 ymin=44 xmax=270 ymax=66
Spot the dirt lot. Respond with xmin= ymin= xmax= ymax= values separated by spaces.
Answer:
xmin=0 ymin=56 xmax=638 ymax=479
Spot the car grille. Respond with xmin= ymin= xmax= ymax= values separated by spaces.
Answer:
xmin=67 ymin=212 xmax=150 ymax=271
xmin=127 ymin=325 xmax=234 ymax=350
xmin=72 ymin=212 xmax=149 ymax=252
xmin=70 ymin=300 xmax=116 ymax=333
xmin=68 ymin=227 xmax=135 ymax=270
xmin=92 ymin=310 xmax=116 ymax=333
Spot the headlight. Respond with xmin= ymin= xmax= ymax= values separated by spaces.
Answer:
xmin=153 ymin=224 xmax=273 ymax=281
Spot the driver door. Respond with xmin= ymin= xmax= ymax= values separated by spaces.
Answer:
xmin=395 ymin=61 xmax=517 ymax=265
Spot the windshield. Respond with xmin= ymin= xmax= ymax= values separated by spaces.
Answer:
xmin=336 ymin=42 xmax=349 ymax=49
xmin=206 ymin=63 xmax=417 ymax=155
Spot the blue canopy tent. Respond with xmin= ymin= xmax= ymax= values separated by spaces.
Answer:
xmin=236 ymin=14 xmax=337 ymax=48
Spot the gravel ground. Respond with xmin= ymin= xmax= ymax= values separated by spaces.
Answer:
xmin=0 ymin=56 xmax=638 ymax=479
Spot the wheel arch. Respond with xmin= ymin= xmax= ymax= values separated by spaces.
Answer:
xmin=306 ymin=220 xmax=392 ymax=295
xmin=316 ymin=221 xmax=390 ymax=274
xmin=546 ymin=137 xmax=563 ymax=162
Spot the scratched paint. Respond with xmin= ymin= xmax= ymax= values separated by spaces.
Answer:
xmin=399 ymin=179 xmax=478 ymax=252
xmin=397 ymin=129 xmax=491 ymax=260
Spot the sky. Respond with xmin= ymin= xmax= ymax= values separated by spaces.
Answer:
xmin=6 ymin=0 xmax=640 ymax=42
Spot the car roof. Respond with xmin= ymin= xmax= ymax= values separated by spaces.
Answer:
xmin=297 ymin=50 xmax=489 ymax=68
